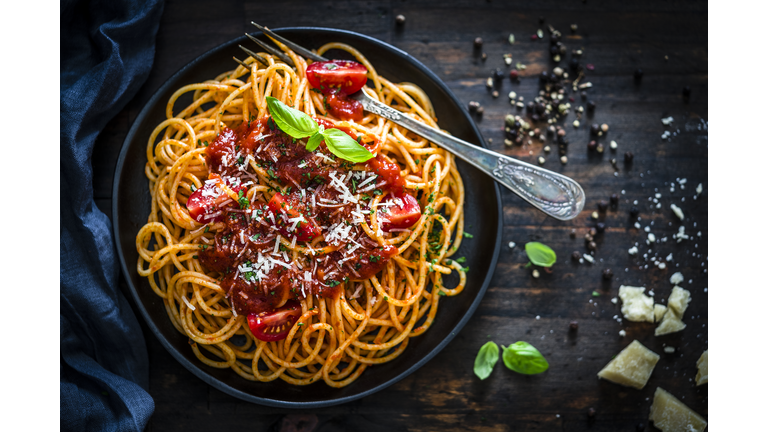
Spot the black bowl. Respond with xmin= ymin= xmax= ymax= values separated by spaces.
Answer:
xmin=113 ymin=27 xmax=502 ymax=408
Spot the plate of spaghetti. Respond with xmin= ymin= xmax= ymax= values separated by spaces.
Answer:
xmin=113 ymin=27 xmax=502 ymax=407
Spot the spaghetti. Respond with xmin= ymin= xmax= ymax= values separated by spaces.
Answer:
xmin=136 ymin=40 xmax=467 ymax=387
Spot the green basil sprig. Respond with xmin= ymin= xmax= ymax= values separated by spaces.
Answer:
xmin=265 ymin=96 xmax=373 ymax=163
xmin=524 ymin=242 xmax=557 ymax=267
xmin=474 ymin=341 xmax=499 ymax=380
xmin=501 ymin=341 xmax=549 ymax=375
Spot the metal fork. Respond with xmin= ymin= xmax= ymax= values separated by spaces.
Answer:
xmin=237 ymin=22 xmax=586 ymax=221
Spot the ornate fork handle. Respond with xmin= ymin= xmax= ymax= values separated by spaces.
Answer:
xmin=353 ymin=91 xmax=585 ymax=220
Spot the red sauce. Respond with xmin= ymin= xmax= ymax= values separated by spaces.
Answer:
xmin=196 ymin=118 xmax=415 ymax=316
xmin=325 ymin=91 xmax=364 ymax=122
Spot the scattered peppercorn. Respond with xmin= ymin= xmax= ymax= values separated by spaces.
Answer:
xmin=589 ymin=227 xmax=597 ymax=237
xmin=468 ymin=101 xmax=480 ymax=112
xmin=474 ymin=37 xmax=483 ymax=48
xmin=587 ymin=140 xmax=597 ymax=151
xmin=629 ymin=206 xmax=639 ymax=218
xmin=570 ymin=229 xmax=577 ymax=239
xmin=395 ymin=14 xmax=406 ymax=25
xmin=624 ymin=151 xmax=634 ymax=164
xmin=586 ymin=100 xmax=596 ymax=112
xmin=585 ymin=233 xmax=593 ymax=242
xmin=493 ymin=68 xmax=505 ymax=82
xmin=570 ymin=320 xmax=579 ymax=330
xmin=603 ymin=268 xmax=613 ymax=280
xmin=596 ymin=222 xmax=606 ymax=233
xmin=509 ymin=69 xmax=519 ymax=80
xmin=590 ymin=123 xmax=600 ymax=136
xmin=601 ymin=123 xmax=609 ymax=133
xmin=596 ymin=143 xmax=605 ymax=153
xmin=597 ymin=200 xmax=608 ymax=212
xmin=634 ymin=68 xmax=643 ymax=81
xmin=476 ymin=106 xmax=484 ymax=117
xmin=610 ymin=193 xmax=619 ymax=206
xmin=588 ymin=407 xmax=596 ymax=418
xmin=481 ymin=52 xmax=487 ymax=61
xmin=492 ymin=90 xmax=499 ymax=98
xmin=588 ymin=241 xmax=597 ymax=251
xmin=571 ymin=251 xmax=581 ymax=261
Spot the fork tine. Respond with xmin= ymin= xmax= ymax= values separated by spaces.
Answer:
xmin=243 ymin=33 xmax=295 ymax=68
xmin=233 ymin=56 xmax=258 ymax=72
xmin=251 ymin=22 xmax=327 ymax=62
xmin=237 ymin=45 xmax=272 ymax=68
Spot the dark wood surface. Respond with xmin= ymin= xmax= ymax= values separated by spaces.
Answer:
xmin=92 ymin=1 xmax=708 ymax=430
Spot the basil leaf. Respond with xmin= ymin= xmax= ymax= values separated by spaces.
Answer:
xmin=266 ymin=96 xmax=318 ymax=139
xmin=306 ymin=132 xmax=324 ymax=151
xmin=473 ymin=341 xmax=499 ymax=380
xmin=501 ymin=341 xmax=549 ymax=375
xmin=524 ymin=242 xmax=557 ymax=267
xmin=321 ymin=128 xmax=374 ymax=163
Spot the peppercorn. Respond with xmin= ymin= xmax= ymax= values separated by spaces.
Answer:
xmin=588 ymin=241 xmax=597 ymax=251
xmin=547 ymin=125 xmax=556 ymax=136
xmin=395 ymin=14 xmax=406 ymax=25
xmin=588 ymin=408 xmax=596 ymax=418
xmin=596 ymin=143 xmax=605 ymax=153
xmin=629 ymin=206 xmax=639 ymax=218
xmin=634 ymin=68 xmax=643 ymax=81
xmin=590 ymin=123 xmax=600 ymax=136
xmin=493 ymin=68 xmax=505 ymax=82
xmin=557 ymin=128 xmax=566 ymax=137
xmin=474 ymin=37 xmax=483 ymax=49
xmin=571 ymin=251 xmax=581 ymax=261
xmin=624 ymin=151 xmax=634 ymax=164
xmin=580 ymin=91 xmax=588 ymax=100
xmin=526 ymin=101 xmax=535 ymax=112
xmin=587 ymin=140 xmax=597 ymax=151
xmin=587 ymin=100 xmax=596 ymax=111
xmin=585 ymin=233 xmax=593 ymax=243
xmin=540 ymin=71 xmax=550 ymax=82
xmin=476 ymin=106 xmax=484 ymax=117
xmin=597 ymin=200 xmax=608 ymax=212
xmin=569 ymin=57 xmax=580 ymax=70
xmin=509 ymin=69 xmax=519 ymax=80
xmin=596 ymin=222 xmax=606 ymax=233
xmin=468 ymin=101 xmax=480 ymax=112
xmin=589 ymin=227 xmax=597 ymax=237
xmin=610 ymin=193 xmax=619 ymax=206
xmin=569 ymin=320 xmax=579 ymax=330
xmin=603 ymin=268 xmax=613 ymax=280
xmin=570 ymin=229 xmax=577 ymax=239
xmin=492 ymin=90 xmax=499 ymax=98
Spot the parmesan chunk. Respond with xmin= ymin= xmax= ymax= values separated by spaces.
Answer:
xmin=667 ymin=286 xmax=691 ymax=318
xmin=649 ymin=387 xmax=708 ymax=432
xmin=696 ymin=350 xmax=708 ymax=386
xmin=597 ymin=340 xmax=660 ymax=389
xmin=654 ymin=304 xmax=668 ymax=323
xmin=655 ymin=312 xmax=686 ymax=336
xmin=619 ymin=286 xmax=654 ymax=323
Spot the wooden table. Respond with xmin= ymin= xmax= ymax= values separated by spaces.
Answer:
xmin=92 ymin=1 xmax=708 ymax=430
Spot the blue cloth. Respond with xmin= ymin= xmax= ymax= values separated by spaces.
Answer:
xmin=61 ymin=0 xmax=164 ymax=430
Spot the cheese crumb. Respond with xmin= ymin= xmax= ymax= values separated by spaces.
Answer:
xmin=628 ymin=246 xmax=638 ymax=255
xmin=670 ymin=204 xmax=684 ymax=220
xmin=618 ymin=286 xmax=654 ymax=322
xmin=669 ymin=272 xmax=684 ymax=285
xmin=664 ymin=346 xmax=675 ymax=354
xmin=696 ymin=351 xmax=708 ymax=386
xmin=618 ymin=329 xmax=626 ymax=337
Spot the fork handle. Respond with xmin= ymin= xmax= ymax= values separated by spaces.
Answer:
xmin=356 ymin=94 xmax=586 ymax=220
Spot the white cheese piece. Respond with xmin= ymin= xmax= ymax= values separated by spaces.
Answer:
xmin=667 ymin=286 xmax=691 ymax=318
xmin=695 ymin=351 xmax=708 ymax=386
xmin=619 ymin=286 xmax=654 ymax=323
xmin=597 ymin=340 xmax=659 ymax=389
xmin=649 ymin=387 xmax=708 ymax=432
xmin=654 ymin=304 xmax=668 ymax=323
xmin=670 ymin=204 xmax=684 ymax=220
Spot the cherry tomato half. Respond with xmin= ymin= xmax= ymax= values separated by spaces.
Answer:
xmin=266 ymin=192 xmax=320 ymax=242
xmin=247 ymin=300 xmax=302 ymax=342
xmin=306 ymin=60 xmax=368 ymax=95
xmin=381 ymin=193 xmax=421 ymax=232
xmin=187 ymin=181 xmax=246 ymax=223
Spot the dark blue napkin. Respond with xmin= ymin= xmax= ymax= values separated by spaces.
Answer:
xmin=61 ymin=0 xmax=164 ymax=430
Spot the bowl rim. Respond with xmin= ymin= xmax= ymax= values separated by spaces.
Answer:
xmin=112 ymin=26 xmax=503 ymax=408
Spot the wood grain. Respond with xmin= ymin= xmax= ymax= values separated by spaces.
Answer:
xmin=91 ymin=1 xmax=708 ymax=430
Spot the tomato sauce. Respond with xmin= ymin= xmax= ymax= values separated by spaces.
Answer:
xmin=195 ymin=118 xmax=417 ymax=317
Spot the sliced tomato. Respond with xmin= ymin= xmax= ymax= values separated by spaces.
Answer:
xmin=247 ymin=300 xmax=302 ymax=342
xmin=187 ymin=180 xmax=246 ymax=223
xmin=306 ymin=60 xmax=368 ymax=95
xmin=380 ymin=193 xmax=421 ymax=232
xmin=266 ymin=192 xmax=320 ymax=242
